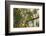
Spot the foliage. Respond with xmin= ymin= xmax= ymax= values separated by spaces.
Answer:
xmin=13 ymin=8 xmax=39 ymax=27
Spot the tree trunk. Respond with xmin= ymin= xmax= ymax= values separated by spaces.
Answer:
xmin=23 ymin=15 xmax=28 ymax=24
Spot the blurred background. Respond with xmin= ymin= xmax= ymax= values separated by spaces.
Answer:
xmin=13 ymin=8 xmax=39 ymax=28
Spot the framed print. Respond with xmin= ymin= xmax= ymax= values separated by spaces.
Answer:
xmin=5 ymin=1 xmax=45 ymax=35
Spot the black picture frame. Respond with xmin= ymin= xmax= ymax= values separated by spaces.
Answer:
xmin=5 ymin=1 xmax=45 ymax=35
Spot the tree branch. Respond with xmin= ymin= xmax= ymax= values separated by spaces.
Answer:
xmin=31 ymin=16 xmax=39 ymax=20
